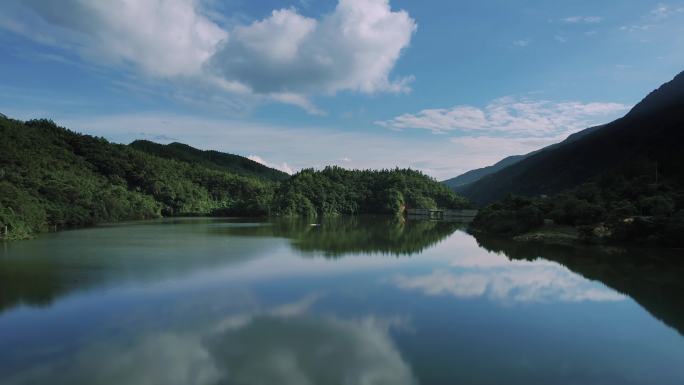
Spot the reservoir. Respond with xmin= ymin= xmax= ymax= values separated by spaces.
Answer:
xmin=1 ymin=217 xmax=683 ymax=385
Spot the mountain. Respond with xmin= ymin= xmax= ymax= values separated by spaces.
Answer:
xmin=0 ymin=117 xmax=279 ymax=239
xmin=130 ymin=140 xmax=289 ymax=181
xmin=1 ymin=115 xmax=468 ymax=240
xmin=443 ymin=155 xmax=525 ymax=191
xmin=443 ymin=125 xmax=604 ymax=192
xmin=461 ymin=71 xmax=684 ymax=205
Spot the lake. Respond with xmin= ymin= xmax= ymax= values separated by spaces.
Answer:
xmin=1 ymin=217 xmax=684 ymax=385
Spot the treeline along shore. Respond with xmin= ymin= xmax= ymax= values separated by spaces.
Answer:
xmin=0 ymin=115 xmax=468 ymax=240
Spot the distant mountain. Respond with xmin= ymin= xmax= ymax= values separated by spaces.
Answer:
xmin=443 ymin=155 xmax=525 ymax=192
xmin=461 ymin=71 xmax=684 ymax=205
xmin=130 ymin=140 xmax=289 ymax=181
xmin=443 ymin=125 xmax=603 ymax=192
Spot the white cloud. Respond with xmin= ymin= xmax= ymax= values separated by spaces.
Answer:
xmin=375 ymin=97 xmax=630 ymax=136
xmin=0 ymin=0 xmax=416 ymax=113
xmin=562 ymin=16 xmax=604 ymax=24
xmin=16 ymin=0 xmax=227 ymax=77
xmin=247 ymin=154 xmax=294 ymax=175
xmin=209 ymin=0 xmax=416 ymax=97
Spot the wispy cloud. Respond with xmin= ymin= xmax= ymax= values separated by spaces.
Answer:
xmin=375 ymin=97 xmax=630 ymax=136
xmin=620 ymin=3 xmax=684 ymax=34
xmin=620 ymin=24 xmax=650 ymax=33
xmin=650 ymin=3 xmax=684 ymax=20
xmin=562 ymin=16 xmax=604 ymax=24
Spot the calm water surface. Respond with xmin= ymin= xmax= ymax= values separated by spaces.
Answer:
xmin=1 ymin=217 xmax=684 ymax=385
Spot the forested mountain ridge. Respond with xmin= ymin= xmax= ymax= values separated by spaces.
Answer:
xmin=461 ymin=71 xmax=684 ymax=205
xmin=0 ymin=115 xmax=468 ymax=240
xmin=129 ymin=140 xmax=289 ymax=181
xmin=0 ymin=116 xmax=276 ymax=239
xmin=469 ymin=71 xmax=684 ymax=246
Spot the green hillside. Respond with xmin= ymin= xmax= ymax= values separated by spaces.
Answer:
xmin=0 ymin=116 xmax=469 ymax=240
xmin=0 ymin=117 xmax=276 ymax=240
xmin=129 ymin=140 xmax=289 ymax=181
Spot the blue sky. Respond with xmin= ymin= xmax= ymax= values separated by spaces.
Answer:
xmin=1 ymin=0 xmax=683 ymax=179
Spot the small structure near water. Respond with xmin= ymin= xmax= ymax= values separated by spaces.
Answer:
xmin=406 ymin=208 xmax=478 ymax=222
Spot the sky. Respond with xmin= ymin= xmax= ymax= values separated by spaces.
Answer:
xmin=1 ymin=0 xmax=683 ymax=179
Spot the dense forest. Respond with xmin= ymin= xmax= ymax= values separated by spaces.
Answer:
xmin=270 ymin=167 xmax=468 ymax=218
xmin=470 ymin=173 xmax=684 ymax=246
xmin=466 ymin=71 xmax=684 ymax=247
xmin=0 ymin=115 xmax=467 ymax=240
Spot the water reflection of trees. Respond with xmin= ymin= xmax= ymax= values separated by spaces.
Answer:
xmin=0 ymin=255 xmax=76 ymax=313
xmin=0 ymin=220 xmax=267 ymax=313
xmin=0 ymin=217 xmax=461 ymax=314
xmin=474 ymin=235 xmax=684 ymax=336
xmin=214 ymin=216 xmax=464 ymax=257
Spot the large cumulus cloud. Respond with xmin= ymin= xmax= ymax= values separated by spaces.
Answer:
xmin=209 ymin=0 xmax=416 ymax=96
xmin=0 ymin=0 xmax=416 ymax=112
xmin=18 ymin=0 xmax=227 ymax=77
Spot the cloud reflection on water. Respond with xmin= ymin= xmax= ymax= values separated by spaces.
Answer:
xmin=5 ymin=294 xmax=416 ymax=385
xmin=391 ymin=251 xmax=625 ymax=304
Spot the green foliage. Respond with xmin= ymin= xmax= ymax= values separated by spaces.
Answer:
xmin=1 ymin=115 xmax=470 ymax=240
xmin=271 ymin=166 xmax=469 ymax=217
xmin=0 ymin=116 xmax=276 ymax=240
xmin=471 ymin=196 xmax=544 ymax=235
xmin=471 ymin=169 xmax=684 ymax=246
